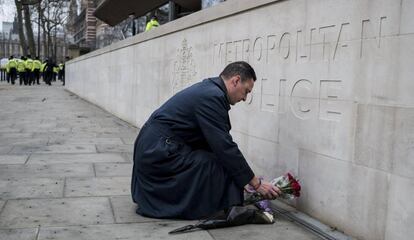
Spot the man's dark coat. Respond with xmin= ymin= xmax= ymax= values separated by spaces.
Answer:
xmin=131 ymin=77 xmax=254 ymax=219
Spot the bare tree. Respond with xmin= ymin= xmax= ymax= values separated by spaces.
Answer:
xmin=15 ymin=0 xmax=28 ymax=56
xmin=23 ymin=3 xmax=36 ymax=56
xmin=37 ymin=0 xmax=68 ymax=60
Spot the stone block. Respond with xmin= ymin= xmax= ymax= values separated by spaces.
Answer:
xmin=354 ymin=104 xmax=395 ymax=172
xmin=0 ymin=177 xmax=64 ymax=199
xmin=0 ymin=155 xmax=28 ymax=164
xmin=28 ymin=153 xmax=126 ymax=165
xmin=385 ymin=175 xmax=414 ymax=240
xmin=37 ymin=221 xmax=213 ymax=240
xmin=0 ymin=197 xmax=114 ymax=228
xmin=400 ymin=0 xmax=414 ymax=34
xmin=94 ymin=163 xmax=132 ymax=177
xmin=65 ymin=177 xmax=130 ymax=197
xmin=298 ymin=150 xmax=389 ymax=240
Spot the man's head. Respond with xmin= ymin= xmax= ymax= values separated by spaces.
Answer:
xmin=220 ymin=61 xmax=256 ymax=105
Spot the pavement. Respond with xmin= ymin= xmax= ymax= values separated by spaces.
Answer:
xmin=0 ymin=82 xmax=329 ymax=240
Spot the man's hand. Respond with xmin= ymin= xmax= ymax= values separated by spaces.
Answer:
xmin=256 ymin=180 xmax=281 ymax=200
xmin=249 ymin=176 xmax=281 ymax=200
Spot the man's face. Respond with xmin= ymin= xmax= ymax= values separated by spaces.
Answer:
xmin=228 ymin=76 xmax=254 ymax=105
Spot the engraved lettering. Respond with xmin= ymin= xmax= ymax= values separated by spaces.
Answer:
xmin=242 ymin=39 xmax=250 ymax=62
xmin=378 ymin=16 xmax=386 ymax=48
xmin=290 ymin=79 xmax=312 ymax=120
xmin=319 ymin=25 xmax=336 ymax=61
xmin=360 ymin=19 xmax=370 ymax=58
xmin=260 ymin=78 xmax=276 ymax=112
xmin=309 ymin=28 xmax=316 ymax=60
xmin=278 ymin=79 xmax=287 ymax=114
xmin=225 ymin=41 xmax=233 ymax=63
xmin=266 ymin=35 xmax=276 ymax=63
xmin=279 ymin=32 xmax=291 ymax=59
xmin=319 ymin=80 xmax=342 ymax=121
xmin=333 ymin=23 xmax=350 ymax=60
xmin=296 ymin=30 xmax=308 ymax=62
xmin=253 ymin=37 xmax=263 ymax=61
xmin=234 ymin=40 xmax=243 ymax=61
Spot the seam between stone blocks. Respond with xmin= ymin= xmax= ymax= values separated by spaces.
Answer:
xmin=108 ymin=197 xmax=117 ymax=224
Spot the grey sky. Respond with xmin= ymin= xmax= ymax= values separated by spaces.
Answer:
xmin=0 ymin=0 xmax=16 ymax=31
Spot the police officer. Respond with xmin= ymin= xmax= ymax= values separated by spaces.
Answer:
xmin=17 ymin=56 xmax=27 ymax=85
xmin=25 ymin=55 xmax=34 ymax=85
xmin=145 ymin=15 xmax=160 ymax=31
xmin=32 ymin=56 xmax=42 ymax=85
xmin=6 ymin=56 xmax=17 ymax=85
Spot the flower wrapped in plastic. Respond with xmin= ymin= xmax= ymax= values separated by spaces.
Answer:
xmin=244 ymin=172 xmax=301 ymax=207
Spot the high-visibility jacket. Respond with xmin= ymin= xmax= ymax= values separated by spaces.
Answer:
xmin=6 ymin=59 xmax=17 ymax=73
xmin=145 ymin=19 xmax=159 ymax=31
xmin=32 ymin=60 xmax=42 ymax=71
xmin=58 ymin=63 xmax=64 ymax=71
xmin=16 ymin=60 xmax=26 ymax=72
xmin=40 ymin=62 xmax=47 ymax=72
xmin=25 ymin=58 xmax=33 ymax=71
xmin=53 ymin=66 xmax=59 ymax=74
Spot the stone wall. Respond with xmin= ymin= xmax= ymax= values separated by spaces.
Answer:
xmin=66 ymin=0 xmax=414 ymax=239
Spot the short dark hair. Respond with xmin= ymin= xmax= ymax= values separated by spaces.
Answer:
xmin=220 ymin=61 xmax=257 ymax=82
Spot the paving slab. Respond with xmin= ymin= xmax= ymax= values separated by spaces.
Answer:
xmin=0 ymin=138 xmax=49 ymax=147
xmin=37 ymin=222 xmax=213 ymax=240
xmin=0 ymin=128 xmax=21 ymax=133
xmin=9 ymin=144 xmax=97 ymax=154
xmin=65 ymin=177 xmax=130 ymax=197
xmin=0 ymin=200 xmax=5 ymax=210
xmin=0 ymin=163 xmax=94 ymax=178
xmin=0 ymin=133 xmax=34 ymax=138
xmin=33 ymin=132 xmax=97 ymax=139
xmin=208 ymin=220 xmax=320 ymax=240
xmin=96 ymin=132 xmax=137 ymax=139
xmin=96 ymin=144 xmax=134 ymax=153
xmin=28 ymin=153 xmax=126 ymax=164
xmin=0 ymin=155 xmax=28 ymax=164
xmin=121 ymin=152 xmax=133 ymax=163
xmin=0 ymin=146 xmax=12 ymax=154
xmin=0 ymin=197 xmax=114 ymax=228
xmin=121 ymin=136 xmax=136 ymax=144
xmin=0 ymin=177 xmax=64 ymax=200
xmin=48 ymin=137 xmax=124 ymax=145
xmin=110 ymin=196 xmax=159 ymax=223
xmin=94 ymin=163 xmax=133 ymax=177
xmin=0 ymin=228 xmax=38 ymax=240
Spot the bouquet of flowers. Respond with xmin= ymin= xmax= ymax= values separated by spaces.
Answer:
xmin=244 ymin=172 xmax=301 ymax=206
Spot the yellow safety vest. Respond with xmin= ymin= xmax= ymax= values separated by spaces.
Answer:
xmin=17 ymin=60 xmax=26 ymax=72
xmin=145 ymin=19 xmax=160 ymax=31
xmin=25 ymin=58 xmax=33 ymax=71
xmin=32 ymin=60 xmax=41 ymax=70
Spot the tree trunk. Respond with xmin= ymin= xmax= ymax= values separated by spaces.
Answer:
xmin=15 ymin=0 xmax=27 ymax=56
xmin=23 ymin=4 xmax=36 ymax=57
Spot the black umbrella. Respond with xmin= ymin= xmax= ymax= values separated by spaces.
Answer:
xmin=169 ymin=205 xmax=274 ymax=234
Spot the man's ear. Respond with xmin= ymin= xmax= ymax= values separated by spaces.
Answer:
xmin=233 ymin=75 xmax=240 ymax=87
